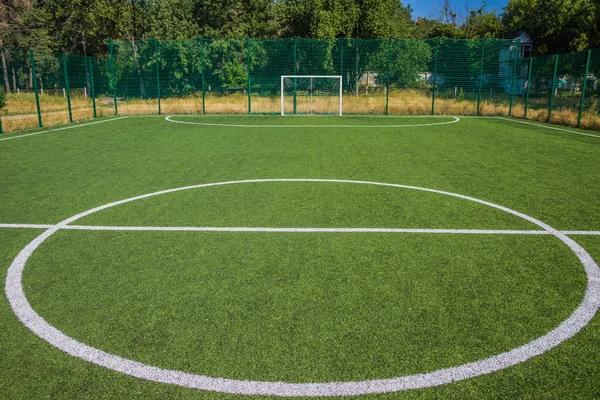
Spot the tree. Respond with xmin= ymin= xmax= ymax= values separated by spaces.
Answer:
xmin=368 ymin=39 xmax=431 ymax=88
xmin=193 ymin=0 xmax=278 ymax=39
xmin=275 ymin=0 xmax=359 ymax=38
xmin=102 ymin=0 xmax=152 ymax=97
xmin=0 ymin=0 xmax=32 ymax=93
xmin=276 ymin=0 xmax=414 ymax=39
xmin=355 ymin=0 xmax=414 ymax=38
xmin=437 ymin=0 xmax=458 ymax=25
xmin=502 ymin=0 xmax=596 ymax=54
xmin=414 ymin=18 xmax=466 ymax=39
xmin=463 ymin=5 xmax=503 ymax=39
xmin=147 ymin=0 xmax=199 ymax=41
xmin=37 ymin=0 xmax=110 ymax=56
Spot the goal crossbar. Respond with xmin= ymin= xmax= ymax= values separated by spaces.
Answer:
xmin=281 ymin=75 xmax=343 ymax=116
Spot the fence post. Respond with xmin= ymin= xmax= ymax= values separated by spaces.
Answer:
xmin=548 ymin=53 xmax=559 ymax=123
xmin=0 ymin=117 xmax=3 ymax=134
xmin=432 ymin=39 xmax=439 ymax=115
xmin=386 ymin=38 xmax=391 ymax=115
xmin=200 ymin=38 xmax=206 ymax=115
xmin=88 ymin=57 xmax=97 ymax=118
xmin=355 ymin=39 xmax=359 ymax=97
xmin=508 ymin=44 xmax=517 ymax=117
xmin=154 ymin=39 xmax=161 ymax=115
xmin=62 ymin=54 xmax=73 ymax=123
xmin=524 ymin=57 xmax=533 ymax=118
xmin=293 ymin=38 xmax=297 ymax=114
xmin=340 ymin=39 xmax=344 ymax=87
xmin=246 ymin=37 xmax=251 ymax=114
xmin=109 ymin=40 xmax=118 ymax=115
xmin=477 ymin=40 xmax=486 ymax=116
xmin=30 ymin=50 xmax=43 ymax=127
xmin=577 ymin=50 xmax=591 ymax=128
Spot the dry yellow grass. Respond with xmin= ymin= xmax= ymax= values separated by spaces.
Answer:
xmin=2 ymin=90 xmax=599 ymax=133
xmin=4 ymin=93 xmax=92 ymax=115
xmin=1 ymin=92 xmax=112 ymax=132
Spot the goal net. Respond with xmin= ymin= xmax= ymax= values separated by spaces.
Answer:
xmin=281 ymin=76 xmax=342 ymax=116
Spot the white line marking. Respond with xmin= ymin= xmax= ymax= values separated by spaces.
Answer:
xmin=63 ymin=226 xmax=548 ymax=234
xmin=495 ymin=117 xmax=600 ymax=139
xmin=5 ymin=179 xmax=600 ymax=397
xmin=0 ymin=224 xmax=56 ymax=229
xmin=562 ymin=231 xmax=600 ymax=236
xmin=0 ymin=116 xmax=130 ymax=142
xmin=2 ymin=223 xmax=599 ymax=236
xmin=164 ymin=115 xmax=460 ymax=128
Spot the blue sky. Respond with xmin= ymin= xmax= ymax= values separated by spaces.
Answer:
xmin=409 ymin=0 xmax=508 ymax=20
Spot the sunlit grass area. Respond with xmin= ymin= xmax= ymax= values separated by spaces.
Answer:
xmin=1 ymin=115 xmax=599 ymax=398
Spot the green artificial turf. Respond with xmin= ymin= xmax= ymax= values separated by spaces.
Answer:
xmin=76 ymin=179 xmax=537 ymax=229
xmin=1 ymin=115 xmax=600 ymax=399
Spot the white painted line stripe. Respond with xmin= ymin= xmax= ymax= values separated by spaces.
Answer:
xmin=0 ymin=116 xmax=130 ymax=142
xmin=0 ymin=224 xmax=55 ymax=229
xmin=563 ymin=231 xmax=600 ymax=236
xmin=1 ymin=223 xmax=599 ymax=236
xmin=495 ymin=117 xmax=600 ymax=139
xmin=62 ymin=225 xmax=549 ymax=234
xmin=164 ymin=115 xmax=460 ymax=128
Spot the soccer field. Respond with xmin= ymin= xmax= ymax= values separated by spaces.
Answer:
xmin=1 ymin=115 xmax=599 ymax=398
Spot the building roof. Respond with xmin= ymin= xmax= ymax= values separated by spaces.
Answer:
xmin=509 ymin=31 xmax=533 ymax=44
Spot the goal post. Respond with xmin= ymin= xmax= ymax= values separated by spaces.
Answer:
xmin=281 ymin=75 xmax=343 ymax=116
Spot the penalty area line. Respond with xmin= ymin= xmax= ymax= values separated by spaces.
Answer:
xmin=164 ymin=115 xmax=460 ymax=128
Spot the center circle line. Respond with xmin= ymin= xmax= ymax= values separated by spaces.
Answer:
xmin=5 ymin=179 xmax=600 ymax=397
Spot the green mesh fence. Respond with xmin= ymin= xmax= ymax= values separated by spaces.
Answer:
xmin=582 ymin=49 xmax=600 ymax=130
xmin=525 ymin=54 xmax=555 ymax=121
xmin=2 ymin=38 xmax=600 ymax=133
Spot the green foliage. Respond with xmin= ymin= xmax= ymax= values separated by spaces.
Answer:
xmin=193 ymin=0 xmax=278 ymax=39
xmin=207 ymin=39 xmax=248 ymax=88
xmin=277 ymin=0 xmax=413 ymax=39
xmin=158 ymin=40 xmax=204 ymax=96
xmin=415 ymin=19 xmax=466 ymax=39
xmin=502 ymin=0 xmax=598 ymax=54
xmin=430 ymin=23 xmax=466 ymax=39
xmin=368 ymin=39 xmax=432 ymax=88
xmin=147 ymin=0 xmax=199 ymax=40
xmin=356 ymin=0 xmax=414 ymax=38
xmin=277 ymin=0 xmax=360 ymax=38
xmin=463 ymin=7 xmax=503 ymax=39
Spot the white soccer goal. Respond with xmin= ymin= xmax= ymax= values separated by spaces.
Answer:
xmin=281 ymin=76 xmax=343 ymax=116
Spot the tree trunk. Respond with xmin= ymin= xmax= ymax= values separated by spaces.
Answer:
xmin=83 ymin=36 xmax=91 ymax=96
xmin=12 ymin=66 xmax=17 ymax=92
xmin=130 ymin=38 xmax=146 ymax=98
xmin=355 ymin=44 xmax=359 ymax=97
xmin=1 ymin=47 xmax=11 ymax=93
